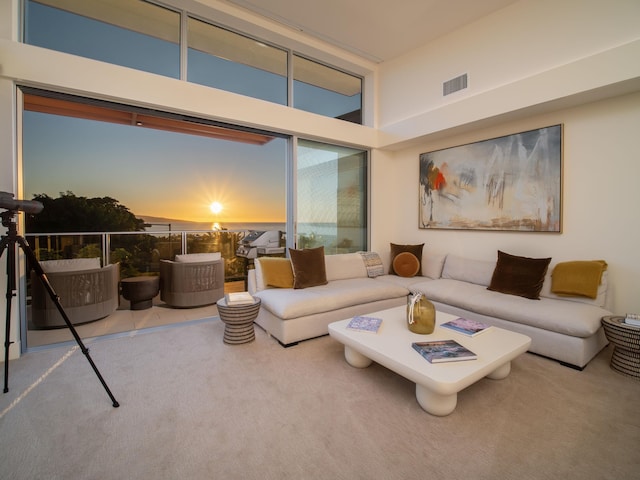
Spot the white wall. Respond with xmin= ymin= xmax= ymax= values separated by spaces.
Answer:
xmin=369 ymin=0 xmax=640 ymax=316
xmin=377 ymin=0 xmax=640 ymax=147
xmin=371 ymin=91 xmax=640 ymax=314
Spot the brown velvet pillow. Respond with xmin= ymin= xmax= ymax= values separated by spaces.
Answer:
xmin=487 ymin=250 xmax=552 ymax=300
xmin=392 ymin=252 xmax=420 ymax=278
xmin=389 ymin=243 xmax=424 ymax=276
xmin=289 ymin=246 xmax=328 ymax=289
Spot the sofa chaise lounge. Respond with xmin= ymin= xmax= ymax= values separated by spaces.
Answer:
xmin=248 ymin=248 xmax=612 ymax=369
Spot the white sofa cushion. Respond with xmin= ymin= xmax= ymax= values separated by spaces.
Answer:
xmin=419 ymin=279 xmax=608 ymax=338
xmin=422 ymin=252 xmax=447 ymax=279
xmin=324 ymin=253 xmax=368 ymax=281
xmin=255 ymin=277 xmax=407 ymax=320
xmin=40 ymin=257 xmax=101 ymax=273
xmin=441 ymin=255 xmax=495 ymax=286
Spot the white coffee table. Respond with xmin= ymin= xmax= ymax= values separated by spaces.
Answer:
xmin=328 ymin=306 xmax=531 ymax=416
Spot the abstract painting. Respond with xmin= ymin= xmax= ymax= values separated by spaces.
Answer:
xmin=419 ymin=125 xmax=562 ymax=232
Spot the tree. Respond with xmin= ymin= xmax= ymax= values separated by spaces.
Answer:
xmin=25 ymin=191 xmax=146 ymax=233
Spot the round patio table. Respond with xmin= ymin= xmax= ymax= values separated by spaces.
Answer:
xmin=120 ymin=276 xmax=160 ymax=311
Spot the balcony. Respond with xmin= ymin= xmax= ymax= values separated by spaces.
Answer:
xmin=23 ymin=228 xmax=283 ymax=349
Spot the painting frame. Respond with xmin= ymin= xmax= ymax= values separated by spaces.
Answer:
xmin=419 ymin=124 xmax=562 ymax=232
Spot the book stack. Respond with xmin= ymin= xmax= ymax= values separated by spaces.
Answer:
xmin=624 ymin=313 xmax=640 ymax=327
xmin=225 ymin=291 xmax=255 ymax=306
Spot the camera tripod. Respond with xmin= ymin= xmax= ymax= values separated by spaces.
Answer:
xmin=1 ymin=209 xmax=119 ymax=407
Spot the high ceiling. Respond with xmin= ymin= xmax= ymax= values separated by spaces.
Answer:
xmin=225 ymin=0 xmax=520 ymax=63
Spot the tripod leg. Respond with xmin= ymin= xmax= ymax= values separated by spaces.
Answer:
xmin=18 ymin=237 xmax=119 ymax=407
xmin=1 ymin=236 xmax=13 ymax=393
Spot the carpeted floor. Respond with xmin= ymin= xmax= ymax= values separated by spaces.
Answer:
xmin=1 ymin=318 xmax=639 ymax=480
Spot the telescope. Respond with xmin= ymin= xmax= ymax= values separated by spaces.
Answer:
xmin=0 ymin=191 xmax=43 ymax=214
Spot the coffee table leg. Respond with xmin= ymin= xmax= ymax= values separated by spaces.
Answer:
xmin=344 ymin=346 xmax=373 ymax=368
xmin=416 ymin=384 xmax=457 ymax=416
xmin=487 ymin=361 xmax=511 ymax=380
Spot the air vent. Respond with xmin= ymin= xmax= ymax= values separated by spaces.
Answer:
xmin=443 ymin=74 xmax=468 ymax=96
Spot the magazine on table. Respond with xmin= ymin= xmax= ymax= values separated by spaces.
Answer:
xmin=411 ymin=339 xmax=477 ymax=363
xmin=346 ymin=316 xmax=383 ymax=333
xmin=624 ymin=313 xmax=640 ymax=327
xmin=440 ymin=317 xmax=492 ymax=337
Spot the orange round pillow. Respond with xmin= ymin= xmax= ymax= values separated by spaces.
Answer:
xmin=392 ymin=251 xmax=420 ymax=277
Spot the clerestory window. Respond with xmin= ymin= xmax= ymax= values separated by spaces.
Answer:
xmin=23 ymin=0 xmax=363 ymax=124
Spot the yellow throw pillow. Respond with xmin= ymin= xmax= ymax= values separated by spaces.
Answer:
xmin=551 ymin=260 xmax=607 ymax=299
xmin=260 ymin=257 xmax=294 ymax=288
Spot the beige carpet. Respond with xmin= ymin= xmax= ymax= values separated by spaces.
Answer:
xmin=1 ymin=318 xmax=639 ymax=480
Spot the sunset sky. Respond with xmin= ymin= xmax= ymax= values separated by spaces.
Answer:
xmin=22 ymin=111 xmax=287 ymax=225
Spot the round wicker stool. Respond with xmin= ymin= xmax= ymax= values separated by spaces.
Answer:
xmin=217 ymin=297 xmax=261 ymax=345
xmin=601 ymin=316 xmax=640 ymax=379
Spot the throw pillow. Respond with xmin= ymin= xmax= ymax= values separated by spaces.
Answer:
xmin=392 ymin=252 xmax=420 ymax=278
xmin=40 ymin=257 xmax=101 ymax=273
xmin=359 ymin=251 xmax=385 ymax=278
xmin=175 ymin=252 xmax=221 ymax=263
xmin=389 ymin=243 xmax=424 ymax=276
xmin=487 ymin=250 xmax=551 ymax=300
xmin=551 ymin=260 xmax=608 ymax=299
xmin=289 ymin=246 xmax=328 ymax=289
xmin=259 ymin=257 xmax=294 ymax=288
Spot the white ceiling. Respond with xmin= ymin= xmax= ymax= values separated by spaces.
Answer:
xmin=225 ymin=0 xmax=520 ymax=63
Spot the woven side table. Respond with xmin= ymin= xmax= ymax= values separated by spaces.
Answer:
xmin=601 ymin=316 xmax=640 ymax=379
xmin=217 ymin=297 xmax=261 ymax=345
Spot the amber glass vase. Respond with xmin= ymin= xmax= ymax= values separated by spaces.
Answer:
xmin=406 ymin=292 xmax=435 ymax=334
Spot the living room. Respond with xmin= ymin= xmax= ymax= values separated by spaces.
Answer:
xmin=1 ymin=1 xmax=639 ymax=477
xmin=1 ymin=0 xmax=638 ymax=339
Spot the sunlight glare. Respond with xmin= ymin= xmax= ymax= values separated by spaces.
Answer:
xmin=209 ymin=201 xmax=223 ymax=215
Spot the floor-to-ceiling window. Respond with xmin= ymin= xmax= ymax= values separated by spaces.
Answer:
xmin=296 ymin=140 xmax=368 ymax=253
xmin=19 ymin=90 xmax=370 ymax=349
xmin=21 ymin=90 xmax=288 ymax=234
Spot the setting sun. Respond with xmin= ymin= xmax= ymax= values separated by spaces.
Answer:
xmin=209 ymin=201 xmax=223 ymax=215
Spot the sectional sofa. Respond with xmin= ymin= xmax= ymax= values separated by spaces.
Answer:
xmin=247 ymin=249 xmax=612 ymax=369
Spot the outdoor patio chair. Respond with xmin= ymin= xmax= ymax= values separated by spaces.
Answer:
xmin=30 ymin=258 xmax=120 ymax=329
xmin=159 ymin=253 xmax=225 ymax=308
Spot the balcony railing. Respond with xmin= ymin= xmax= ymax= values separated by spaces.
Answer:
xmin=26 ymin=229 xmax=264 ymax=282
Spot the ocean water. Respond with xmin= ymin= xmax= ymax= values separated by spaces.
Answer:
xmin=143 ymin=220 xmax=286 ymax=233
xmin=142 ymin=220 xmax=342 ymax=247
